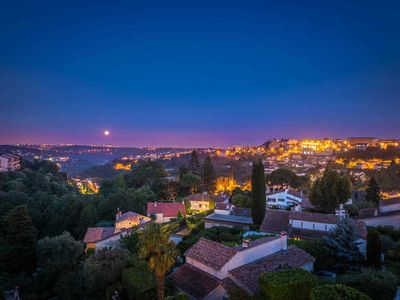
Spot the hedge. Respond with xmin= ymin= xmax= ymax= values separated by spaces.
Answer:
xmin=259 ymin=269 xmax=319 ymax=300
xmin=310 ymin=284 xmax=371 ymax=300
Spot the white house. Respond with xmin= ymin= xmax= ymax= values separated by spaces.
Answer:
xmin=83 ymin=211 xmax=151 ymax=250
xmin=0 ymin=154 xmax=21 ymax=172
xmin=260 ymin=209 xmax=367 ymax=256
xmin=170 ymin=233 xmax=315 ymax=299
xmin=266 ymin=189 xmax=311 ymax=209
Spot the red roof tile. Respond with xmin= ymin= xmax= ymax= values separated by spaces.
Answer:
xmin=289 ymin=211 xmax=339 ymax=224
xmin=147 ymin=202 xmax=186 ymax=218
xmin=229 ymin=246 xmax=315 ymax=294
xmin=83 ymin=227 xmax=115 ymax=243
xmin=260 ymin=209 xmax=290 ymax=233
xmin=185 ymin=238 xmax=237 ymax=270
xmin=169 ymin=264 xmax=221 ymax=299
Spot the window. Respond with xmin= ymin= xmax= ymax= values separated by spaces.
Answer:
xmin=313 ymin=223 xmax=315 ymax=229
xmin=301 ymin=222 xmax=303 ymax=228
xmin=325 ymin=225 xmax=327 ymax=231
xmin=278 ymin=198 xmax=285 ymax=202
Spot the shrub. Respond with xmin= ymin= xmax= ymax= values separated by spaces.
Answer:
xmin=340 ymin=269 xmax=398 ymax=300
xmin=310 ymin=284 xmax=371 ymax=300
xmin=259 ymin=269 xmax=319 ymax=300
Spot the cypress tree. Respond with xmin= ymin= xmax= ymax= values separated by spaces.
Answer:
xmin=367 ymin=228 xmax=382 ymax=268
xmin=202 ymin=155 xmax=216 ymax=193
xmin=251 ymin=159 xmax=266 ymax=225
xmin=365 ymin=177 xmax=381 ymax=208
xmin=189 ymin=151 xmax=200 ymax=175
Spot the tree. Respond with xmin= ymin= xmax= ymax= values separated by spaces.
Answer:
xmin=322 ymin=218 xmax=363 ymax=271
xmin=366 ymin=228 xmax=382 ymax=268
xmin=180 ymin=173 xmax=201 ymax=195
xmin=259 ymin=268 xmax=319 ymax=300
xmin=37 ymin=231 xmax=84 ymax=269
xmin=251 ymin=159 xmax=266 ymax=225
xmin=340 ymin=269 xmax=398 ymax=300
xmin=125 ymin=160 xmax=168 ymax=197
xmin=310 ymin=284 xmax=371 ymax=300
xmin=3 ymin=205 xmax=38 ymax=274
xmin=202 ymin=155 xmax=216 ymax=193
xmin=365 ymin=177 xmax=381 ymax=208
xmin=266 ymin=168 xmax=307 ymax=188
xmin=83 ymin=248 xmax=128 ymax=298
xmin=189 ymin=151 xmax=200 ymax=175
xmin=231 ymin=193 xmax=252 ymax=208
xmin=122 ymin=254 xmax=156 ymax=300
xmin=310 ymin=169 xmax=352 ymax=213
xmin=138 ymin=222 xmax=179 ymax=300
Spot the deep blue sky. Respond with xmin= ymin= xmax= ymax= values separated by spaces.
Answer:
xmin=1 ymin=0 xmax=399 ymax=147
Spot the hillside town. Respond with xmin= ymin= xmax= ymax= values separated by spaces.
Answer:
xmin=1 ymin=142 xmax=400 ymax=299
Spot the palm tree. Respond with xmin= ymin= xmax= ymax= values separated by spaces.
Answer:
xmin=138 ymin=222 xmax=178 ymax=300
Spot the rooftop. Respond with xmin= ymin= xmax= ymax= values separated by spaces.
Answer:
xmin=229 ymin=246 xmax=315 ymax=294
xmin=205 ymin=212 xmax=253 ymax=225
xmin=185 ymin=238 xmax=237 ymax=271
xmin=147 ymin=202 xmax=186 ymax=217
xmin=83 ymin=227 xmax=115 ymax=243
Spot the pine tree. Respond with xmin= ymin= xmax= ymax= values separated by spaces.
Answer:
xmin=189 ymin=151 xmax=200 ymax=175
xmin=202 ymin=155 xmax=216 ymax=193
xmin=367 ymin=228 xmax=382 ymax=268
xmin=3 ymin=205 xmax=38 ymax=274
xmin=310 ymin=169 xmax=352 ymax=213
xmin=322 ymin=218 xmax=363 ymax=271
xmin=365 ymin=177 xmax=381 ymax=208
xmin=251 ymin=159 xmax=266 ymax=225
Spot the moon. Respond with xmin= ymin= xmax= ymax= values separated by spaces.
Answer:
xmin=104 ymin=130 xmax=110 ymax=136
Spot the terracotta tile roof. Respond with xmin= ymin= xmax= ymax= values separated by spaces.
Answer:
xmin=187 ymin=193 xmax=226 ymax=203
xmin=185 ymin=238 xmax=237 ymax=270
xmin=260 ymin=209 xmax=290 ymax=233
xmin=229 ymin=246 xmax=315 ymax=294
xmin=289 ymin=211 xmax=339 ymax=224
xmin=116 ymin=211 xmax=151 ymax=223
xmin=300 ymin=197 xmax=315 ymax=209
xmin=358 ymin=207 xmax=377 ymax=217
xmin=247 ymin=235 xmax=280 ymax=248
xmin=169 ymin=264 xmax=220 ymax=299
xmin=381 ymin=198 xmax=400 ymax=206
xmin=147 ymin=202 xmax=186 ymax=218
xmin=83 ymin=227 xmax=115 ymax=243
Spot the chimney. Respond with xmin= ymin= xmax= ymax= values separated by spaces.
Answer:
xmin=280 ymin=231 xmax=288 ymax=251
xmin=154 ymin=202 xmax=157 ymax=207
xmin=116 ymin=209 xmax=122 ymax=221
xmin=242 ymin=238 xmax=250 ymax=248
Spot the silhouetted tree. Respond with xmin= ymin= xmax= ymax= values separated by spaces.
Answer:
xmin=202 ymin=155 xmax=216 ymax=193
xmin=365 ymin=177 xmax=381 ymax=208
xmin=251 ymin=159 xmax=266 ymax=225
xmin=189 ymin=151 xmax=200 ymax=175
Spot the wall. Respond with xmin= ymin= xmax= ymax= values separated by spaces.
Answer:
xmin=266 ymin=191 xmax=302 ymax=207
xmin=190 ymin=200 xmax=210 ymax=211
xmin=381 ymin=203 xmax=400 ymax=213
xmin=360 ymin=214 xmax=400 ymax=228
xmin=290 ymin=220 xmax=336 ymax=231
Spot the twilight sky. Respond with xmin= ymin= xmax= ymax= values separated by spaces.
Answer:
xmin=0 ymin=0 xmax=399 ymax=147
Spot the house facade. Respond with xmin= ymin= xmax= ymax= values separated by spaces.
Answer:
xmin=83 ymin=211 xmax=151 ymax=250
xmin=170 ymin=233 xmax=315 ymax=299
xmin=186 ymin=193 xmax=227 ymax=211
xmin=0 ymin=154 xmax=21 ymax=172
xmin=266 ymin=189 xmax=313 ymax=209
xmin=147 ymin=202 xmax=186 ymax=223
xmin=260 ymin=209 xmax=367 ymax=255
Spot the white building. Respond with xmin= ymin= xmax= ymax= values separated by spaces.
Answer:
xmin=0 ymin=154 xmax=21 ymax=172
xmin=266 ymin=189 xmax=313 ymax=209
xmin=170 ymin=233 xmax=315 ymax=299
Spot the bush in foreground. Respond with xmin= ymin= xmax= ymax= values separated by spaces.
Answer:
xmin=259 ymin=269 xmax=319 ymax=300
xmin=310 ymin=284 xmax=371 ymax=300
